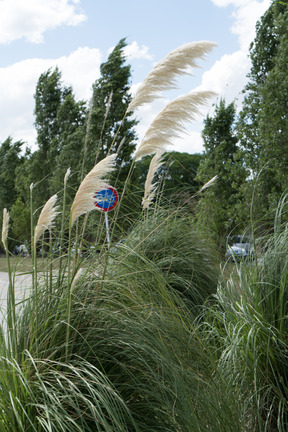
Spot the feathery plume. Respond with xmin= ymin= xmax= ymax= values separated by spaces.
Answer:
xmin=34 ymin=194 xmax=59 ymax=244
xmin=198 ymin=175 xmax=218 ymax=193
xmin=142 ymin=151 xmax=165 ymax=210
xmin=64 ymin=167 xmax=71 ymax=186
xmin=128 ymin=41 xmax=217 ymax=112
xmin=135 ymin=91 xmax=216 ymax=160
xmin=2 ymin=208 xmax=9 ymax=252
xmin=70 ymin=267 xmax=85 ymax=292
xmin=116 ymin=136 xmax=125 ymax=154
xmin=104 ymin=90 xmax=113 ymax=119
xmin=70 ymin=153 xmax=117 ymax=226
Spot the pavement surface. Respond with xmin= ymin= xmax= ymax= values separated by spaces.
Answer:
xmin=0 ymin=271 xmax=32 ymax=313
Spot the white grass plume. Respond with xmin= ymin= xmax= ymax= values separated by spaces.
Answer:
xmin=70 ymin=154 xmax=117 ymax=226
xmin=135 ymin=91 xmax=216 ymax=160
xmin=142 ymin=151 xmax=165 ymax=210
xmin=64 ymin=167 xmax=71 ymax=186
xmin=71 ymin=267 xmax=85 ymax=292
xmin=2 ymin=208 xmax=9 ymax=252
xmin=198 ymin=175 xmax=218 ymax=193
xmin=128 ymin=41 xmax=217 ymax=112
xmin=34 ymin=194 xmax=59 ymax=244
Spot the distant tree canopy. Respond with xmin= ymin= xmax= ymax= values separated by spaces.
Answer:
xmin=135 ymin=151 xmax=203 ymax=201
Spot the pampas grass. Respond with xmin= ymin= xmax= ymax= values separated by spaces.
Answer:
xmin=34 ymin=194 xmax=59 ymax=245
xmin=128 ymin=41 xmax=217 ymax=112
xmin=63 ymin=167 xmax=71 ymax=186
xmin=0 ymin=40 xmax=240 ymax=432
xmin=70 ymin=153 xmax=117 ymax=227
xmin=142 ymin=151 xmax=164 ymax=209
xmin=198 ymin=175 xmax=218 ymax=193
xmin=134 ymin=91 xmax=216 ymax=160
xmin=2 ymin=208 xmax=9 ymax=252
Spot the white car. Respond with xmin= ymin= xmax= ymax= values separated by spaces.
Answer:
xmin=225 ymin=235 xmax=254 ymax=262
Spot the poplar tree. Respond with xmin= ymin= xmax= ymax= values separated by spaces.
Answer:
xmin=85 ymin=38 xmax=138 ymax=182
xmin=196 ymin=99 xmax=247 ymax=251
xmin=237 ymin=0 xmax=288 ymax=220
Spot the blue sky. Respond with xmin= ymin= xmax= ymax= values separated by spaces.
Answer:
xmin=0 ymin=0 xmax=270 ymax=154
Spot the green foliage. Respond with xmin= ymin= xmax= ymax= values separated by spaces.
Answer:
xmin=30 ymin=67 xmax=87 ymax=205
xmin=0 ymin=137 xmax=25 ymax=210
xmin=0 ymin=219 xmax=242 ymax=432
xmin=237 ymin=0 xmax=288 ymax=224
xmin=9 ymin=197 xmax=31 ymax=244
xmin=196 ymin=99 xmax=247 ymax=252
xmin=135 ymin=151 xmax=203 ymax=202
xmin=202 ymin=203 xmax=288 ymax=431
xmin=120 ymin=210 xmax=220 ymax=312
xmin=86 ymin=38 xmax=138 ymax=180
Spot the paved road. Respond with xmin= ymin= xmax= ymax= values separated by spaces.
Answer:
xmin=0 ymin=272 xmax=32 ymax=312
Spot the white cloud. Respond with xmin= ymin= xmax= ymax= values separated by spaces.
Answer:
xmin=0 ymin=0 xmax=86 ymax=44
xmin=170 ymin=131 xmax=204 ymax=154
xmin=211 ymin=0 xmax=270 ymax=50
xmin=124 ymin=42 xmax=153 ymax=61
xmin=0 ymin=47 xmax=102 ymax=147
xmin=196 ymin=50 xmax=250 ymax=108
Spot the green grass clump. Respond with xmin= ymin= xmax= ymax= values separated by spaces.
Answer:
xmin=201 ymin=221 xmax=288 ymax=432
xmin=117 ymin=210 xmax=220 ymax=314
xmin=0 ymin=208 xmax=245 ymax=431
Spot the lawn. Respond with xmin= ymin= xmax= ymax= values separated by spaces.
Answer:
xmin=0 ymin=255 xmax=58 ymax=273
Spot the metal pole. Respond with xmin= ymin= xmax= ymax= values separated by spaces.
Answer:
xmin=105 ymin=213 xmax=110 ymax=245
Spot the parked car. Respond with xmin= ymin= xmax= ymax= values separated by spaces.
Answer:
xmin=225 ymin=235 xmax=254 ymax=262
xmin=13 ymin=244 xmax=29 ymax=257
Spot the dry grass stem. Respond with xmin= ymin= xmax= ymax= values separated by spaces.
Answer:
xmin=71 ymin=153 xmax=117 ymax=226
xmin=2 ymin=208 xmax=9 ymax=252
xmin=34 ymin=194 xmax=59 ymax=244
xmin=135 ymin=91 xmax=216 ymax=160
xmin=128 ymin=41 xmax=217 ymax=112
xmin=142 ymin=151 xmax=164 ymax=209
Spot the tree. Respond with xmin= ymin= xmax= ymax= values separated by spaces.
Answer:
xmin=135 ymin=151 xmax=203 ymax=207
xmin=49 ymin=92 xmax=87 ymax=194
xmin=85 ymin=38 xmax=138 ymax=182
xmin=237 ymin=0 xmax=288 ymax=222
xmin=196 ymin=99 xmax=247 ymax=252
xmin=26 ymin=67 xmax=87 ymax=207
xmin=0 ymin=137 xmax=25 ymax=210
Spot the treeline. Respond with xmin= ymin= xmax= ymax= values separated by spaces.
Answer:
xmin=1 ymin=0 xmax=288 ymax=252
xmin=0 ymin=38 xmax=203 ymax=250
xmin=196 ymin=0 xmax=288 ymax=251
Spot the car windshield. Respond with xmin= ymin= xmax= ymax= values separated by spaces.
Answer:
xmin=229 ymin=235 xmax=251 ymax=246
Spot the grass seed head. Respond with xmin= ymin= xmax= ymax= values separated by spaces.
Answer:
xmin=1 ymin=208 xmax=9 ymax=252
xmin=70 ymin=153 xmax=117 ymax=226
xmin=34 ymin=194 xmax=59 ymax=244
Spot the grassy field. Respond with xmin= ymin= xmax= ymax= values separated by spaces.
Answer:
xmin=0 ymin=255 xmax=59 ymax=273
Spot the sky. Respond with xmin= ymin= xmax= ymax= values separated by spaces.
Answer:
xmin=0 ymin=0 xmax=271 ymax=155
